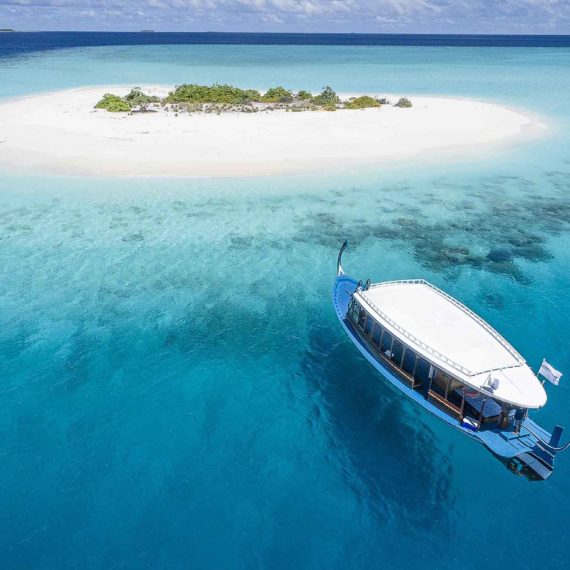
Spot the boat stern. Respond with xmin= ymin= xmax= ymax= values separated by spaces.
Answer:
xmin=484 ymin=421 xmax=568 ymax=480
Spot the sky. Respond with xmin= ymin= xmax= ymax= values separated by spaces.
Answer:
xmin=1 ymin=0 xmax=569 ymax=34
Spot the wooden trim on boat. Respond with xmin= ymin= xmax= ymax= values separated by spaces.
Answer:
xmin=380 ymin=352 xmax=416 ymax=389
xmin=428 ymin=389 xmax=463 ymax=421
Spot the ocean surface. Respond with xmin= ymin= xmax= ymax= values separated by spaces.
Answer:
xmin=1 ymin=33 xmax=570 ymax=569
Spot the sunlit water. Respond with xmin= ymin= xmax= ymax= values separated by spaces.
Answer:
xmin=1 ymin=40 xmax=570 ymax=569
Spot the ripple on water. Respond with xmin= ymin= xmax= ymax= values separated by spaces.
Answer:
xmin=0 ymin=163 xmax=570 ymax=568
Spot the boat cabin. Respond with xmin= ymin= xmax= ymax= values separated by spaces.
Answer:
xmin=346 ymin=279 xmax=547 ymax=432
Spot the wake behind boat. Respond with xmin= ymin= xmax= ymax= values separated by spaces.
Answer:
xmin=333 ymin=241 xmax=568 ymax=480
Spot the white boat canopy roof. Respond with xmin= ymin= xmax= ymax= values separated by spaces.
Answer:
xmin=355 ymin=280 xmax=547 ymax=409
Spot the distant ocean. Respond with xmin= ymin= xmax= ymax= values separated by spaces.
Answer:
xmin=1 ymin=31 xmax=570 ymax=58
xmin=1 ymin=33 xmax=570 ymax=570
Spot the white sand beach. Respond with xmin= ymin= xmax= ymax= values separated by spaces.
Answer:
xmin=0 ymin=86 xmax=545 ymax=177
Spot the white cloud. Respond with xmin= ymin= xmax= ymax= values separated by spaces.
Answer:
xmin=386 ymin=0 xmax=441 ymax=16
xmin=1 ymin=0 xmax=570 ymax=32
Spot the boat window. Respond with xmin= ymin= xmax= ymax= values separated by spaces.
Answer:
xmin=414 ymin=358 xmax=431 ymax=383
xmin=391 ymin=339 xmax=404 ymax=367
xmin=364 ymin=315 xmax=374 ymax=336
xmin=353 ymin=301 xmax=361 ymax=320
xmin=447 ymin=379 xmax=467 ymax=408
xmin=432 ymin=369 xmax=454 ymax=398
xmin=358 ymin=306 xmax=367 ymax=328
xmin=381 ymin=331 xmax=393 ymax=355
xmin=402 ymin=348 xmax=417 ymax=375
xmin=372 ymin=323 xmax=382 ymax=347
xmin=349 ymin=300 xmax=359 ymax=321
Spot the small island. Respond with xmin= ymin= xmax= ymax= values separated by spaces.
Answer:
xmin=0 ymin=28 xmax=15 ymax=32
xmin=94 ymin=84 xmax=413 ymax=114
xmin=0 ymin=85 xmax=543 ymax=177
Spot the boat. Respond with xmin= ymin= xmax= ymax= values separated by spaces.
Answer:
xmin=333 ymin=241 xmax=568 ymax=480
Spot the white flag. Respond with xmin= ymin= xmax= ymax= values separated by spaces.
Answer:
xmin=539 ymin=359 xmax=563 ymax=385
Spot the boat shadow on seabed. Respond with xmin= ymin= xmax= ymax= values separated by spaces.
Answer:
xmin=298 ymin=319 xmax=458 ymax=534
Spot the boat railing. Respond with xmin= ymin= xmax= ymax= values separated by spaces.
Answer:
xmin=367 ymin=279 xmax=525 ymax=368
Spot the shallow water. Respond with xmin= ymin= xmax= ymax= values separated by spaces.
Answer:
xmin=1 ymin=40 xmax=570 ymax=569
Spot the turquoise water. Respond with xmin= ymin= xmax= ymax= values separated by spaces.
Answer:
xmin=1 ymin=43 xmax=570 ymax=569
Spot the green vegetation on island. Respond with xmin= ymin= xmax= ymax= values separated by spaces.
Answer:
xmin=124 ymin=87 xmax=161 ymax=111
xmin=93 ymin=84 xmax=413 ymax=115
xmin=95 ymin=88 xmax=161 ymax=112
xmin=165 ymin=84 xmax=262 ymax=105
xmin=94 ymin=94 xmax=132 ymax=113
xmin=346 ymin=95 xmax=381 ymax=109
xmin=261 ymin=86 xmax=293 ymax=103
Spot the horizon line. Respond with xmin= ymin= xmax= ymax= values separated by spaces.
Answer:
xmin=2 ymin=30 xmax=570 ymax=37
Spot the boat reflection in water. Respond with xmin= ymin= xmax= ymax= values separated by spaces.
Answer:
xmin=332 ymin=241 xmax=568 ymax=480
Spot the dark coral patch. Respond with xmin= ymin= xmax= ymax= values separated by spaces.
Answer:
xmin=486 ymin=249 xmax=513 ymax=263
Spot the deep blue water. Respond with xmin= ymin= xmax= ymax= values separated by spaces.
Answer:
xmin=1 ymin=34 xmax=570 ymax=569
xmin=1 ymin=31 xmax=570 ymax=59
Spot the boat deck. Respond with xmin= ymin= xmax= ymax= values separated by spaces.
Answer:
xmin=355 ymin=280 xmax=547 ymax=409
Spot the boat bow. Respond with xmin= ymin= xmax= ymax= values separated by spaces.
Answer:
xmin=337 ymin=240 xmax=348 ymax=276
